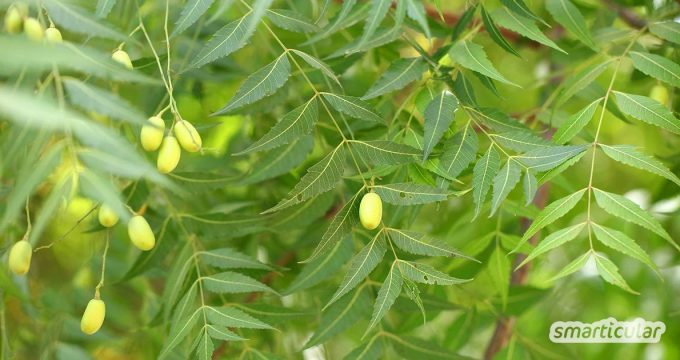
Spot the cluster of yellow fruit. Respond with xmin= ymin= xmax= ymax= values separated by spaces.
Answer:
xmin=98 ymin=204 xmax=155 ymax=251
xmin=4 ymin=3 xmax=62 ymax=43
xmin=139 ymin=116 xmax=202 ymax=174
xmin=359 ymin=192 xmax=382 ymax=230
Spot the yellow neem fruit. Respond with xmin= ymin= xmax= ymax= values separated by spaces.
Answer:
xmin=140 ymin=116 xmax=165 ymax=151
xmin=111 ymin=50 xmax=133 ymax=69
xmin=4 ymin=6 xmax=22 ymax=34
xmin=80 ymin=299 xmax=106 ymax=335
xmin=359 ymin=192 xmax=382 ymax=230
xmin=98 ymin=204 xmax=119 ymax=228
xmin=650 ymin=85 xmax=669 ymax=106
xmin=23 ymin=17 xmax=43 ymax=42
xmin=45 ymin=27 xmax=62 ymax=43
xmin=157 ymin=136 xmax=181 ymax=174
xmin=174 ymin=120 xmax=202 ymax=153
xmin=8 ymin=240 xmax=32 ymax=275
xmin=127 ymin=215 xmax=155 ymax=250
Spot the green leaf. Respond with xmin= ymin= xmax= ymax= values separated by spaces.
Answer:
xmin=95 ymin=0 xmax=117 ymax=18
xmin=493 ymin=8 xmax=565 ymax=53
xmin=266 ymin=9 xmax=319 ymax=33
xmin=205 ymin=306 xmax=274 ymax=329
xmin=468 ymin=107 xmax=527 ymax=132
xmin=189 ymin=16 xmax=251 ymax=68
xmin=591 ymin=223 xmax=659 ymax=275
xmin=303 ymin=191 xmax=361 ymax=263
xmin=322 ymin=93 xmax=384 ymax=124
xmin=388 ymin=335 xmax=459 ymax=360
xmin=523 ymin=171 xmax=537 ymax=205
xmin=516 ymin=145 xmax=588 ymax=172
xmin=365 ymin=263 xmax=402 ymax=335
xmin=517 ymin=223 xmax=586 ymax=268
xmin=236 ymin=98 xmax=318 ymax=155
xmin=449 ymin=41 xmax=519 ymax=86
xmin=199 ymin=248 xmax=272 ymax=271
xmin=240 ymin=136 xmax=314 ymax=185
xmin=453 ymin=72 xmax=478 ymax=105
xmin=172 ymin=0 xmax=215 ymax=37
xmin=489 ymin=130 xmax=552 ymax=152
xmin=555 ymin=60 xmax=611 ymax=107
xmin=214 ymin=54 xmax=291 ymax=114
xmin=372 ymin=183 xmax=448 ymax=205
xmin=594 ymin=253 xmax=638 ymax=294
xmin=490 ymin=160 xmax=522 ymax=216
xmin=516 ymin=188 xmax=586 ymax=250
xmin=291 ymin=49 xmax=341 ymax=86
xmin=546 ymin=252 xmax=591 ymax=283
xmin=613 ymin=91 xmax=680 ymax=134
xmin=195 ymin=333 xmax=214 ymax=360
xmin=263 ymin=145 xmax=345 ymax=213
xmin=487 ymin=246 xmax=510 ymax=307
xmin=439 ymin=124 xmax=478 ymax=179
xmin=326 ymin=235 xmax=386 ymax=308
xmin=348 ymin=140 xmax=420 ymax=165
xmin=270 ymin=191 xmax=335 ymax=231
xmin=423 ymin=90 xmax=459 ymax=160
xmin=472 ymin=147 xmax=500 ymax=218
xmin=62 ymin=78 xmax=146 ymax=125
xmin=386 ymin=228 xmax=474 ymax=259
xmin=592 ymin=188 xmax=678 ymax=251
xmin=362 ymin=58 xmax=428 ymax=100
xmin=481 ymin=7 xmax=520 ymax=57
xmin=303 ymin=0 xmax=358 ymax=45
xmin=283 ymin=239 xmax=353 ymax=294
xmin=545 ymin=0 xmax=596 ymax=49
xmin=649 ymin=21 xmax=680 ymax=45
xmin=599 ymin=144 xmax=680 ymax=186
xmin=553 ymin=99 xmax=600 ymax=144
xmin=202 ymin=272 xmax=278 ymax=295
xmin=450 ymin=5 xmax=477 ymax=41
xmin=405 ymin=0 xmax=431 ymax=39
xmin=628 ymin=51 xmax=680 ymax=88
xmin=344 ymin=335 xmax=382 ymax=360
xmin=206 ymin=325 xmax=245 ymax=341
xmin=305 ymin=287 xmax=371 ymax=348
xmin=500 ymin=0 xmax=549 ymax=26
xmin=44 ymin=0 xmax=128 ymax=41
xmin=358 ymin=0 xmax=392 ymax=47
xmin=398 ymin=260 xmax=469 ymax=285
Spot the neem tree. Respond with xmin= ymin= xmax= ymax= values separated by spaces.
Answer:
xmin=1 ymin=0 xmax=679 ymax=359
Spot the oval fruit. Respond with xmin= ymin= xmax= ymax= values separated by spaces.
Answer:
xmin=4 ymin=6 xmax=22 ymax=34
xmin=80 ymin=298 xmax=106 ymax=335
xmin=174 ymin=120 xmax=202 ymax=152
xmin=127 ymin=215 xmax=155 ymax=250
xmin=157 ymin=136 xmax=181 ymax=174
xmin=23 ymin=17 xmax=43 ymax=42
xmin=45 ymin=27 xmax=62 ymax=43
xmin=111 ymin=49 xmax=133 ymax=69
xmin=8 ymin=240 xmax=32 ymax=275
xmin=140 ymin=116 xmax=165 ymax=151
xmin=359 ymin=192 xmax=382 ymax=230
xmin=98 ymin=204 xmax=119 ymax=228
xmin=650 ymin=84 xmax=669 ymax=107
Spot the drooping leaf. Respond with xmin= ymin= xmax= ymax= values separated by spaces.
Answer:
xmin=516 ymin=188 xmax=586 ymax=250
xmin=481 ymin=6 xmax=519 ymax=57
xmin=516 ymin=145 xmax=588 ymax=172
xmin=594 ymin=253 xmax=638 ymax=294
xmin=489 ymin=130 xmax=551 ymax=152
xmin=348 ymin=140 xmax=420 ymax=165
xmin=591 ymin=223 xmax=659 ymax=275
xmin=202 ymin=271 xmax=278 ymax=295
xmin=270 ymin=191 xmax=335 ymax=231
xmin=500 ymin=0 xmax=549 ymax=26
xmin=490 ymin=160 xmax=522 ymax=216
xmin=493 ymin=8 xmax=565 ymax=53
xmin=63 ymin=78 xmax=146 ymax=125
xmin=303 ymin=0 xmax=358 ymax=45
xmin=291 ymin=49 xmax=341 ymax=85
xmin=240 ymin=136 xmax=314 ymax=185
xmin=555 ymin=60 xmax=611 ymax=107
xmin=237 ymin=97 xmax=318 ymax=155
xmin=365 ymin=263 xmax=402 ymax=334
xmin=423 ymin=90 xmax=459 ymax=160
xmin=545 ymin=0 xmax=596 ymax=49
xmin=283 ymin=239 xmax=353 ymax=294
xmin=450 ymin=5 xmax=477 ymax=41
xmin=517 ymin=223 xmax=586 ymax=268
xmin=44 ymin=0 xmax=128 ymax=41
xmin=397 ymin=260 xmax=469 ymax=285
xmin=405 ymin=0 xmax=431 ymax=39
xmin=205 ymin=306 xmax=274 ymax=329
xmin=304 ymin=191 xmax=361 ymax=263
xmin=322 ymin=93 xmax=384 ymax=124
xmin=266 ymin=9 xmax=319 ymax=33
xmin=263 ymin=145 xmax=345 ymax=213
xmin=372 ymin=183 xmax=448 ymax=205
xmin=358 ymin=0 xmax=392 ymax=48
xmin=599 ymin=144 xmax=680 ymax=186
xmin=189 ymin=16 xmax=252 ymax=68
xmin=326 ymin=235 xmax=386 ymax=308
xmin=439 ymin=124 xmax=478 ymax=179
xmin=449 ymin=41 xmax=519 ymax=86
xmin=649 ymin=21 xmax=680 ymax=45
xmin=546 ymin=251 xmax=591 ymax=283
xmin=472 ymin=147 xmax=500 ymax=218
xmin=592 ymin=188 xmax=678 ymax=250
xmin=305 ymin=287 xmax=371 ymax=348
xmin=553 ymin=99 xmax=600 ymax=144
xmin=199 ymin=248 xmax=272 ymax=271
xmin=613 ymin=91 xmax=680 ymax=134
xmin=628 ymin=51 xmax=680 ymax=88
xmin=363 ymin=58 xmax=428 ymax=100
xmin=172 ymin=0 xmax=215 ymax=37
xmin=195 ymin=333 xmax=214 ymax=360
xmin=214 ymin=54 xmax=291 ymax=114
xmin=468 ymin=107 xmax=526 ymax=132
xmin=386 ymin=228 xmax=473 ymax=259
